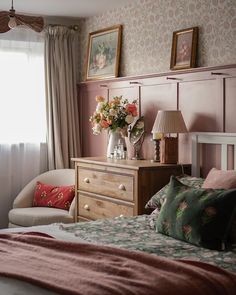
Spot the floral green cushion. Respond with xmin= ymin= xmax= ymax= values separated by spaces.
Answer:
xmin=148 ymin=208 xmax=160 ymax=229
xmin=145 ymin=175 xmax=204 ymax=210
xmin=155 ymin=176 xmax=236 ymax=250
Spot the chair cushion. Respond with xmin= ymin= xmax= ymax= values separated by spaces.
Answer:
xmin=33 ymin=181 xmax=75 ymax=210
xmin=8 ymin=207 xmax=74 ymax=227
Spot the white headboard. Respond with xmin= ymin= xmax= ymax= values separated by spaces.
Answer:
xmin=191 ymin=132 xmax=236 ymax=177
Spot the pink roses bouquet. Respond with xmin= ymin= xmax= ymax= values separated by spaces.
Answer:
xmin=90 ymin=95 xmax=138 ymax=136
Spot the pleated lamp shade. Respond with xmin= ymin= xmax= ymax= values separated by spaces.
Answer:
xmin=152 ymin=110 xmax=188 ymax=134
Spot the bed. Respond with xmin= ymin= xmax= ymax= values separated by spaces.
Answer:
xmin=0 ymin=132 xmax=236 ymax=295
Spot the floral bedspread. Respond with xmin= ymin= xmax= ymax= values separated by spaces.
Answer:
xmin=60 ymin=215 xmax=236 ymax=273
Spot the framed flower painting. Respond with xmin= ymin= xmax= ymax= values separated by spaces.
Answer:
xmin=170 ymin=27 xmax=198 ymax=70
xmin=85 ymin=25 xmax=122 ymax=80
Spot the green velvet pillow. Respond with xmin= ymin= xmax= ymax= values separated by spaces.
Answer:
xmin=156 ymin=176 xmax=236 ymax=250
xmin=145 ymin=174 xmax=204 ymax=210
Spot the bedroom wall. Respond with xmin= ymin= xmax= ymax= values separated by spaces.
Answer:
xmin=78 ymin=64 xmax=236 ymax=176
xmin=78 ymin=0 xmax=236 ymax=81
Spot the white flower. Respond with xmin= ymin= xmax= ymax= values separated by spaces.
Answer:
xmin=96 ymin=102 xmax=104 ymax=112
xmin=125 ymin=114 xmax=134 ymax=124
xmin=92 ymin=124 xmax=102 ymax=135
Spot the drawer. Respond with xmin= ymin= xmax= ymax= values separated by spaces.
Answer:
xmin=78 ymin=168 xmax=134 ymax=202
xmin=77 ymin=216 xmax=91 ymax=222
xmin=78 ymin=194 xmax=134 ymax=220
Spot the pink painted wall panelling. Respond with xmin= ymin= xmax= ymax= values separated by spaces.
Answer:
xmin=140 ymin=83 xmax=178 ymax=160
xmin=179 ymin=78 xmax=224 ymax=169
xmin=78 ymin=64 xmax=236 ymax=175
xmin=109 ymin=84 xmax=140 ymax=108
xmin=79 ymin=85 xmax=108 ymax=157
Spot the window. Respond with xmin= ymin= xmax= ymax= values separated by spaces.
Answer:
xmin=0 ymin=29 xmax=46 ymax=143
xmin=0 ymin=29 xmax=48 ymax=228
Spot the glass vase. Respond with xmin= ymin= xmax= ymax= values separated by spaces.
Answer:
xmin=107 ymin=130 xmax=126 ymax=158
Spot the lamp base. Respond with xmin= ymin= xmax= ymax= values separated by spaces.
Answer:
xmin=151 ymin=139 xmax=160 ymax=162
xmin=160 ymin=137 xmax=178 ymax=164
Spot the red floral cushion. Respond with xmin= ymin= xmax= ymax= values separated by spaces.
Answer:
xmin=33 ymin=181 xmax=75 ymax=210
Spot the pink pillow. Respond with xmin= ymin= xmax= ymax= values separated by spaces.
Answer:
xmin=202 ymin=168 xmax=236 ymax=189
xmin=33 ymin=181 xmax=75 ymax=211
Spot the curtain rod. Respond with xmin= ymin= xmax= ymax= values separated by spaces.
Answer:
xmin=47 ymin=24 xmax=79 ymax=31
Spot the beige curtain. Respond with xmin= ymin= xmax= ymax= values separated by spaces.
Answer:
xmin=44 ymin=25 xmax=81 ymax=169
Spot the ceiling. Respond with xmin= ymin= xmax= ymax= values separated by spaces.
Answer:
xmin=0 ymin=0 xmax=134 ymax=18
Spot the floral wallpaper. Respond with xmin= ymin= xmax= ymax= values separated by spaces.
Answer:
xmin=78 ymin=0 xmax=236 ymax=81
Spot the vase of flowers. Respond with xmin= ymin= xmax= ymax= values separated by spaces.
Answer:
xmin=106 ymin=129 xmax=126 ymax=158
xmin=90 ymin=95 xmax=138 ymax=158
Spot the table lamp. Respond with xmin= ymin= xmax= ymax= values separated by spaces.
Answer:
xmin=151 ymin=110 xmax=188 ymax=164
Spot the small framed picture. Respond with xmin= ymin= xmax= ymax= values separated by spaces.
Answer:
xmin=85 ymin=25 xmax=122 ymax=80
xmin=170 ymin=27 xmax=198 ymax=70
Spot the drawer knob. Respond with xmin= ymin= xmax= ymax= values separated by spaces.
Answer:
xmin=118 ymin=184 xmax=126 ymax=191
xmin=84 ymin=178 xmax=90 ymax=184
xmin=84 ymin=204 xmax=90 ymax=211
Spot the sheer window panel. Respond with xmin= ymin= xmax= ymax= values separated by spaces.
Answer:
xmin=0 ymin=28 xmax=48 ymax=228
xmin=0 ymin=30 xmax=46 ymax=143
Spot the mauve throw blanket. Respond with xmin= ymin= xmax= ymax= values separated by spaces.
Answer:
xmin=0 ymin=233 xmax=235 ymax=295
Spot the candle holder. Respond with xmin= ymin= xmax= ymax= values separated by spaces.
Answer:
xmin=151 ymin=139 xmax=160 ymax=162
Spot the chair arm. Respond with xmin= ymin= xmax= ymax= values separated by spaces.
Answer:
xmin=13 ymin=169 xmax=75 ymax=210
xmin=68 ymin=197 xmax=75 ymax=217
xmin=13 ymin=181 xmax=36 ymax=208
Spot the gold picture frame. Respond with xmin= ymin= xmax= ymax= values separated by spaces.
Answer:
xmin=170 ymin=27 xmax=198 ymax=70
xmin=85 ymin=25 xmax=122 ymax=80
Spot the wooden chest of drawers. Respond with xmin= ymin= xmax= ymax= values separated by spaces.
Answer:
xmin=72 ymin=157 xmax=190 ymax=222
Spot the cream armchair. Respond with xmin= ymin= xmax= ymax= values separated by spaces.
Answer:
xmin=8 ymin=169 xmax=75 ymax=228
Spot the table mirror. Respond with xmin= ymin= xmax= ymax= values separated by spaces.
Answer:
xmin=128 ymin=116 xmax=145 ymax=160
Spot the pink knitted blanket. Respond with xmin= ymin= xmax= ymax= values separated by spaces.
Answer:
xmin=0 ymin=232 xmax=235 ymax=295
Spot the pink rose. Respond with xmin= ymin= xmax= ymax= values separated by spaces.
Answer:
xmin=126 ymin=103 xmax=137 ymax=116
xmin=100 ymin=120 xmax=110 ymax=128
